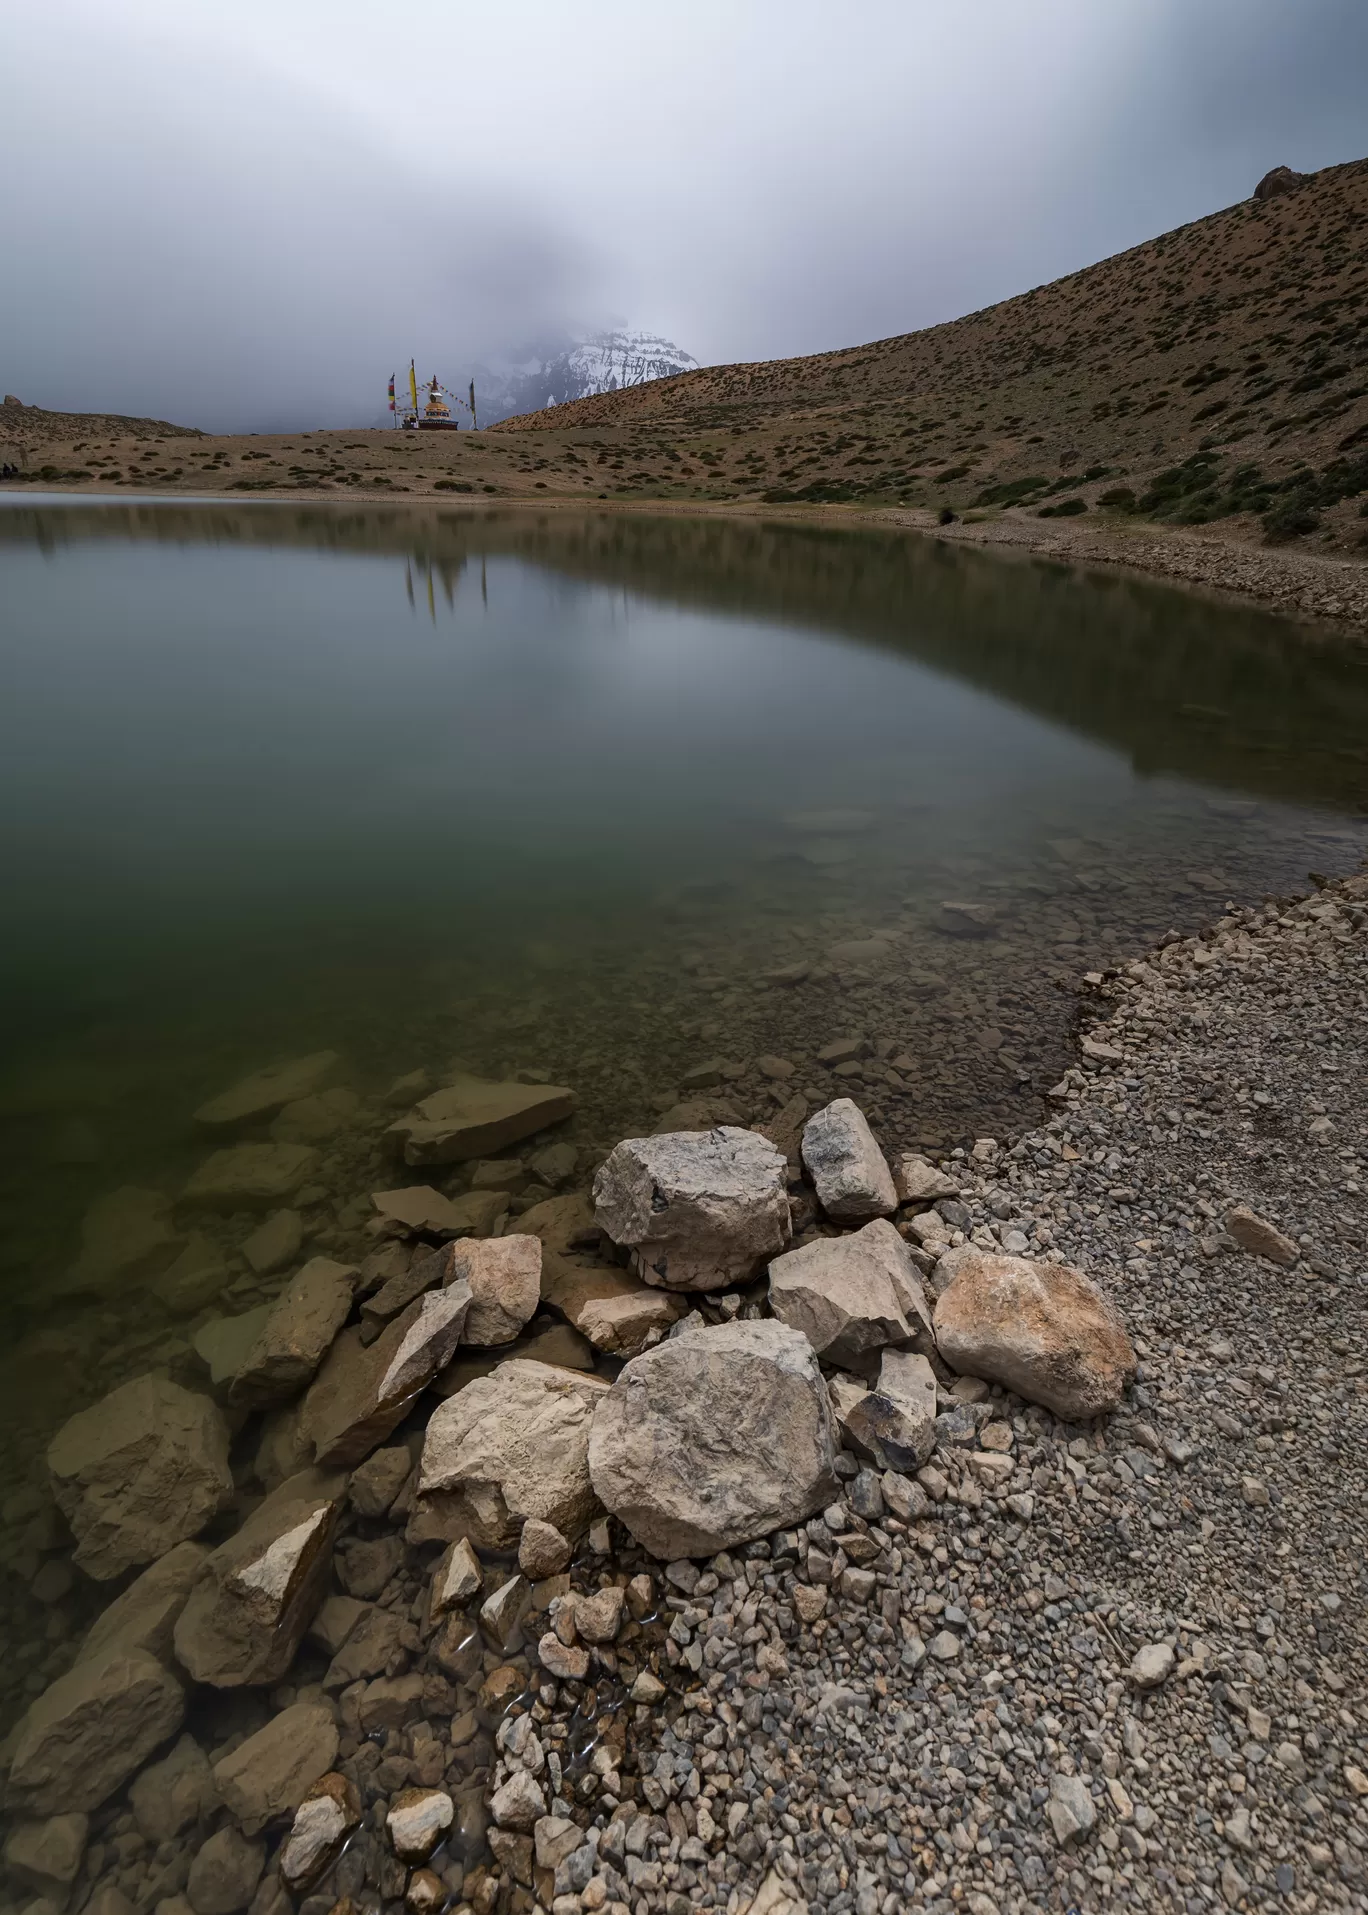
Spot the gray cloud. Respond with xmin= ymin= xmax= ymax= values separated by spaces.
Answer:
xmin=1 ymin=0 xmax=1363 ymax=431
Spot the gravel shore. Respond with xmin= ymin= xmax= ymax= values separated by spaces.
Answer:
xmin=595 ymin=869 xmax=1367 ymax=1915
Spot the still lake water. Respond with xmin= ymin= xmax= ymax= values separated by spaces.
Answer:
xmin=1 ymin=498 xmax=1366 ymax=1725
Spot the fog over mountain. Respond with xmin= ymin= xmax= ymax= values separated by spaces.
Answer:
xmin=473 ymin=334 xmax=700 ymax=426
xmin=1 ymin=0 xmax=1365 ymax=432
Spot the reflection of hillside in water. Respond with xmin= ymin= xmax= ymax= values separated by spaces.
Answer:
xmin=7 ymin=501 xmax=1368 ymax=815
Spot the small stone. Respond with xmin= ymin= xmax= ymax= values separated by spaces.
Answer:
xmin=490 ymin=1770 xmax=545 ymax=1832
xmin=3 ymin=1815 xmax=89 ymax=1896
xmin=182 ymin=1142 xmax=322 ymax=1210
xmin=928 ymin=1630 xmax=960 ymax=1662
xmin=893 ymin=1156 xmax=961 ymax=1204
xmin=348 ymin=1445 xmax=412 ymax=1519
xmin=538 ymin=1632 xmax=590 ymax=1681
xmin=76 ymin=1540 xmax=209 ymax=1667
xmin=129 ymin=1735 xmax=217 ymax=1844
xmin=519 ymin=1518 xmax=572 ymax=1579
xmin=442 ymin=1234 xmax=542 ymax=1345
xmin=231 ymin=1257 xmax=358 ymax=1408
xmin=535 ymin=1816 xmax=584 ymax=1870
xmin=1129 ymin=1642 xmax=1175 ymax=1688
xmin=186 ymin=1827 xmax=265 ymax=1915
xmin=1225 ymin=1206 xmax=1299 ymax=1267
xmin=479 ymin=1573 xmax=532 ymax=1652
xmin=592 ymin=1127 xmax=791 ymax=1291
xmin=387 ymin=1788 xmax=455 ymax=1862
xmin=574 ymin=1586 xmax=625 ymax=1644
xmin=768 ymin=1218 xmax=933 ymax=1371
xmin=431 ymin=1536 xmax=484 ymax=1616
xmin=1047 ymin=1773 xmax=1096 ymax=1846
xmin=386 ymin=1077 xmax=577 ymax=1167
xmin=1241 ymin=1476 xmax=1271 ymax=1508
xmin=631 ymin=1670 xmax=666 ymax=1703
xmin=194 ymin=1053 xmax=339 ymax=1130
xmin=278 ymin=1773 xmax=363 ymax=1892
xmin=241 ymin=1209 xmax=304 ymax=1276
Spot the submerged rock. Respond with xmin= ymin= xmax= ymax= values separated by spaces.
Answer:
xmin=593 ymin=1126 xmax=790 ymax=1291
xmin=416 ymin=1359 xmax=608 ymax=1549
xmin=386 ymin=1077 xmax=576 ymax=1167
xmin=300 ymin=1283 xmax=471 ymax=1466
xmin=279 ymin=1773 xmax=361 ymax=1891
xmin=182 ymin=1142 xmax=322 ymax=1210
xmin=210 ymin=1701 xmax=339 ymax=1833
xmin=173 ymin=1470 xmax=342 ymax=1686
xmin=231 ymin=1256 xmax=357 ymax=1408
xmin=76 ymin=1540 xmax=210 ymax=1666
xmin=540 ymin=1255 xmax=685 ymax=1356
xmin=241 ymin=1208 xmax=304 ymax=1276
xmin=370 ymin=1185 xmax=496 ymax=1239
xmin=768 ymin=1217 xmax=932 ymax=1371
xmin=193 ymin=1051 xmax=340 ymax=1130
xmin=801 ymin=1100 xmax=897 ymax=1222
xmin=4 ymin=1812 xmax=89 ymax=1896
xmin=128 ymin=1733 xmax=218 ymax=1843
xmin=48 ymin=1374 xmax=233 ymax=1581
xmin=588 ymin=1320 xmax=837 ymax=1558
xmin=8 ymin=1649 xmax=185 ymax=1813
xmin=60 ymin=1185 xmax=180 ymax=1296
xmin=933 ymin=1251 xmax=1136 ymax=1419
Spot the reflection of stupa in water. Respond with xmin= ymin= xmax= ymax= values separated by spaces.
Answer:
xmin=420 ymin=377 xmax=458 ymax=430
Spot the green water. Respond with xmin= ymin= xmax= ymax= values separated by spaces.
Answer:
xmin=1 ymin=499 xmax=1365 ymax=1478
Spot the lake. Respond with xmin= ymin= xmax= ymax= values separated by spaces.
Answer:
xmin=0 ymin=497 xmax=1366 ymax=1733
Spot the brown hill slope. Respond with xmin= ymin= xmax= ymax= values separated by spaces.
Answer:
xmin=0 ymin=398 xmax=200 ymax=452
xmin=496 ymin=157 xmax=1368 ymax=542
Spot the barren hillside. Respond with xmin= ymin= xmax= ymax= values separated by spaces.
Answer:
xmin=494 ymin=157 xmax=1368 ymax=543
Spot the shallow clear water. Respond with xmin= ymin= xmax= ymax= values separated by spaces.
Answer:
xmin=1 ymin=498 xmax=1367 ymax=1720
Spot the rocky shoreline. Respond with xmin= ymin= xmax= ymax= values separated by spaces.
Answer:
xmin=0 ymin=871 xmax=1365 ymax=1915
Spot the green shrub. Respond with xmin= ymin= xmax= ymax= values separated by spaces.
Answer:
xmin=1098 ymin=486 xmax=1136 ymax=508
xmin=973 ymin=475 xmax=1048 ymax=507
xmin=1037 ymin=497 xmax=1087 ymax=517
xmin=434 ymin=479 xmax=474 ymax=492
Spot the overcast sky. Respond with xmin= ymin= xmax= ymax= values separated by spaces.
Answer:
xmin=3 ymin=0 xmax=1365 ymax=431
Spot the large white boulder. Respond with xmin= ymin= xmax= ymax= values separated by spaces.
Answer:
xmin=767 ymin=1218 xmax=933 ymax=1372
xmin=588 ymin=1320 xmax=837 ymax=1558
xmin=933 ymin=1252 xmax=1135 ymax=1420
xmin=593 ymin=1127 xmax=790 ymax=1291
xmin=801 ymin=1100 xmax=897 ymax=1222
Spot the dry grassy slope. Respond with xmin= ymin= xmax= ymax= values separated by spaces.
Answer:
xmin=494 ymin=156 xmax=1368 ymax=540
xmin=0 ymin=403 xmax=199 ymax=449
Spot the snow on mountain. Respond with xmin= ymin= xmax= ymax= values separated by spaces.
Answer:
xmin=473 ymin=330 xmax=699 ymax=424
